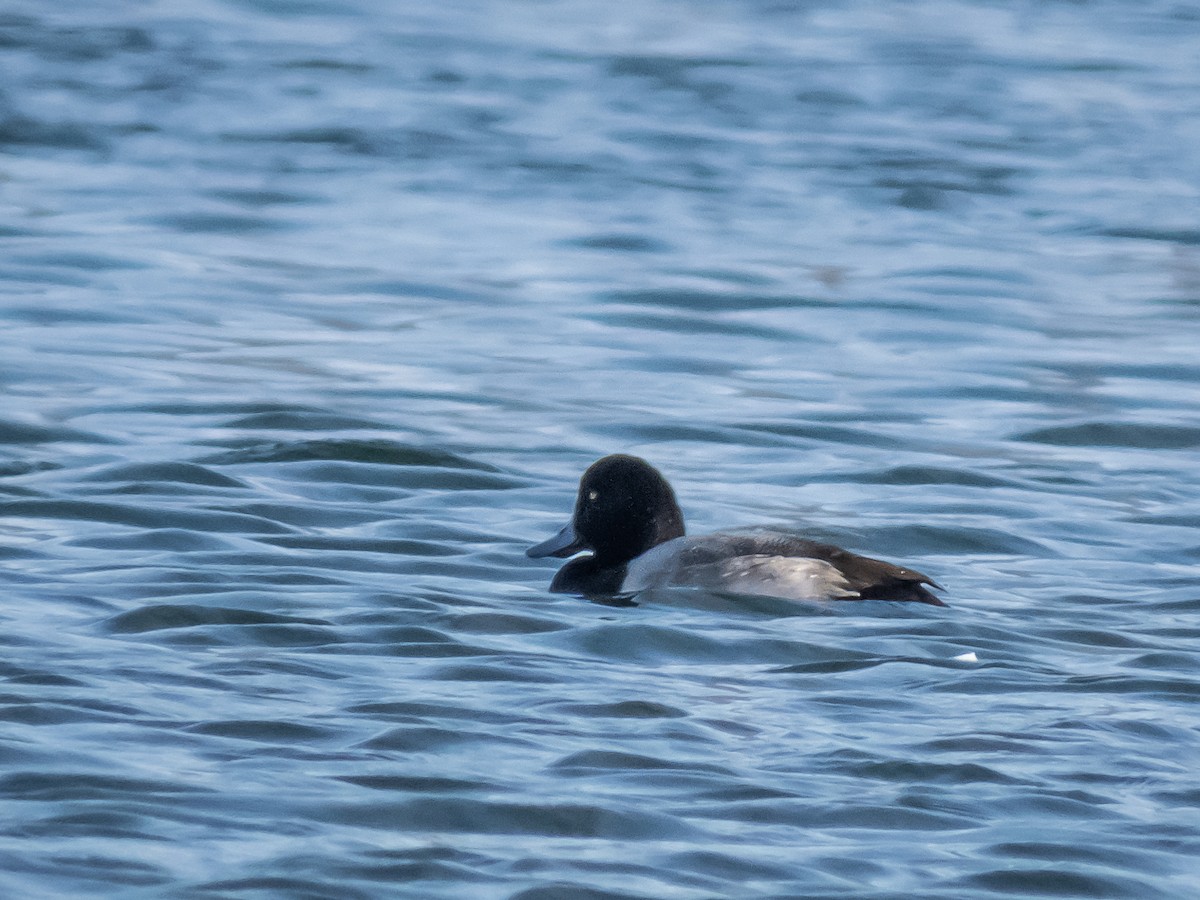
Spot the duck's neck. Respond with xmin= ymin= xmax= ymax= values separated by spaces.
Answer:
xmin=650 ymin=504 xmax=685 ymax=548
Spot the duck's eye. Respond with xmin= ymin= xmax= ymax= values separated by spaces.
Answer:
xmin=587 ymin=489 xmax=599 ymax=502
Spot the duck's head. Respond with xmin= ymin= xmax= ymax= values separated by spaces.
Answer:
xmin=527 ymin=454 xmax=685 ymax=567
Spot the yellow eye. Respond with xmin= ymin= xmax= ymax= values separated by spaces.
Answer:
xmin=587 ymin=489 xmax=599 ymax=501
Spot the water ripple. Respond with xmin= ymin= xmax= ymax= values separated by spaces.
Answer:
xmin=0 ymin=1 xmax=1197 ymax=897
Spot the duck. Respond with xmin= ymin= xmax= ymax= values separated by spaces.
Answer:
xmin=527 ymin=454 xmax=945 ymax=605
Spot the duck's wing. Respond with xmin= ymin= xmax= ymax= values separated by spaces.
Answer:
xmin=628 ymin=538 xmax=857 ymax=600
xmin=706 ymin=552 xmax=860 ymax=600
xmin=679 ymin=532 xmax=946 ymax=606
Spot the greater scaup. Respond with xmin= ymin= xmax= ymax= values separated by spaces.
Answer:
xmin=527 ymin=454 xmax=945 ymax=605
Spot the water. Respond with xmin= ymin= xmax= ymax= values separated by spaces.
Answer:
xmin=2 ymin=0 xmax=1199 ymax=896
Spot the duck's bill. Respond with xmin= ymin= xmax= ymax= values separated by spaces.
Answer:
xmin=526 ymin=522 xmax=585 ymax=558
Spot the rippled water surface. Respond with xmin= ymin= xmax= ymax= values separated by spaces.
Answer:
xmin=2 ymin=1 xmax=1199 ymax=897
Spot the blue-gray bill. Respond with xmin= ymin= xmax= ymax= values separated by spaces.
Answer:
xmin=526 ymin=522 xmax=585 ymax=559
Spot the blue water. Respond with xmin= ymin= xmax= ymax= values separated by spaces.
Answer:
xmin=2 ymin=1 xmax=1199 ymax=896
